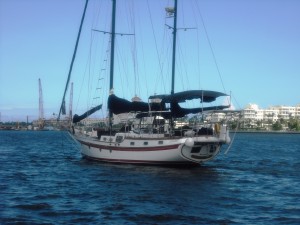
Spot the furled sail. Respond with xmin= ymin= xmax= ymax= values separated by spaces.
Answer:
xmin=72 ymin=104 xmax=102 ymax=123
xmin=108 ymin=94 xmax=164 ymax=115
xmin=62 ymin=100 xmax=66 ymax=115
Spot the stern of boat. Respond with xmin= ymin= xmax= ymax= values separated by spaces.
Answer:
xmin=180 ymin=139 xmax=221 ymax=163
xmin=180 ymin=124 xmax=230 ymax=163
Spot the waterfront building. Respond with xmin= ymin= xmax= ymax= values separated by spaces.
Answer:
xmin=243 ymin=104 xmax=300 ymax=122
xmin=243 ymin=104 xmax=264 ymax=121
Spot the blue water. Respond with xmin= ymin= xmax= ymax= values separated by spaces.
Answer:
xmin=0 ymin=131 xmax=299 ymax=224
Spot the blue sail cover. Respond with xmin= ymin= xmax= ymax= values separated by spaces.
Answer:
xmin=73 ymin=104 xmax=102 ymax=123
xmin=170 ymin=102 xmax=229 ymax=118
xmin=108 ymin=90 xmax=229 ymax=118
xmin=150 ymin=90 xmax=229 ymax=118
xmin=149 ymin=90 xmax=227 ymax=103
xmin=108 ymin=94 xmax=164 ymax=115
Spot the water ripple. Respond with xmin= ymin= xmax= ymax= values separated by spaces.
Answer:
xmin=1 ymin=131 xmax=300 ymax=224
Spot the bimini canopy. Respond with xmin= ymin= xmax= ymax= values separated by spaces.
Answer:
xmin=149 ymin=90 xmax=228 ymax=103
xmin=170 ymin=102 xmax=229 ymax=118
xmin=149 ymin=90 xmax=230 ymax=118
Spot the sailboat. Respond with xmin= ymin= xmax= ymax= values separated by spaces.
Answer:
xmin=60 ymin=0 xmax=235 ymax=166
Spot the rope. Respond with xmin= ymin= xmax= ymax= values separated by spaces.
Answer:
xmin=224 ymin=120 xmax=239 ymax=155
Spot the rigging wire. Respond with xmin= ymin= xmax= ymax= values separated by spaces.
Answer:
xmin=74 ymin=31 xmax=93 ymax=115
xmin=118 ymin=44 xmax=125 ymax=96
xmin=126 ymin=1 xmax=139 ymax=97
xmin=176 ymin=39 xmax=186 ymax=91
xmin=88 ymin=2 xmax=109 ymax=112
xmin=232 ymin=93 xmax=242 ymax=110
xmin=135 ymin=7 xmax=149 ymax=98
xmin=116 ymin=41 xmax=130 ymax=98
xmin=190 ymin=1 xmax=203 ymax=90
xmin=224 ymin=120 xmax=239 ymax=154
xmin=146 ymin=0 xmax=167 ymax=94
xmin=73 ymin=0 xmax=105 ymax=115
xmin=74 ymin=0 xmax=112 ymax=119
xmin=176 ymin=34 xmax=190 ymax=91
xmin=91 ymin=34 xmax=111 ymax=116
xmin=58 ymin=0 xmax=89 ymax=120
xmin=194 ymin=0 xmax=227 ymax=94
xmin=87 ymin=31 xmax=93 ymax=109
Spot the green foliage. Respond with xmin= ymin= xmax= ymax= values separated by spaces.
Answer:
xmin=229 ymin=121 xmax=239 ymax=130
xmin=288 ymin=118 xmax=300 ymax=131
xmin=272 ymin=121 xmax=283 ymax=131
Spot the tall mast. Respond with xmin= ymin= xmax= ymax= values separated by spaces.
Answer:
xmin=109 ymin=0 xmax=117 ymax=130
xmin=171 ymin=0 xmax=178 ymax=95
xmin=109 ymin=0 xmax=116 ymax=91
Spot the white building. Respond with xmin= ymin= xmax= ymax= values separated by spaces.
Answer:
xmin=243 ymin=104 xmax=264 ymax=121
xmin=272 ymin=105 xmax=296 ymax=119
xmin=243 ymin=103 xmax=300 ymax=122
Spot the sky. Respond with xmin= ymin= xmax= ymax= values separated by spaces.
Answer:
xmin=0 ymin=0 xmax=300 ymax=122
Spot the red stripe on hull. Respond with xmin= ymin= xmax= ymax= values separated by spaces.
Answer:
xmin=78 ymin=140 xmax=181 ymax=152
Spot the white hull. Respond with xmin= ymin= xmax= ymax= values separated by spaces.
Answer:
xmin=74 ymin=125 xmax=230 ymax=165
